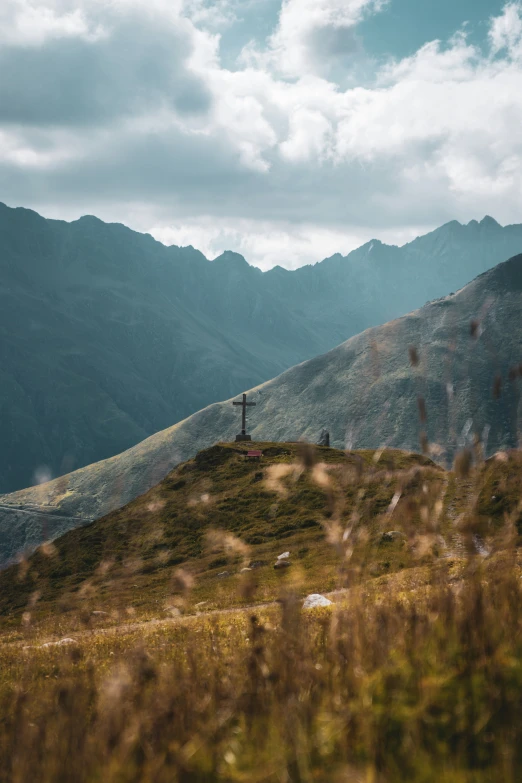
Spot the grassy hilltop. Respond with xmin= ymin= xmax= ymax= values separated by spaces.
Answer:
xmin=1 ymin=440 xmax=522 ymax=628
xmin=0 ymin=442 xmax=443 ymax=624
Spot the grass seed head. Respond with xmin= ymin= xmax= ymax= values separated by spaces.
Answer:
xmin=454 ymin=448 xmax=473 ymax=478
xmin=408 ymin=346 xmax=419 ymax=367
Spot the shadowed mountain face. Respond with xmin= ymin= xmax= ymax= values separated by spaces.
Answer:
xmin=1 ymin=253 xmax=521 ymax=566
xmin=1 ymin=202 xmax=522 ymax=496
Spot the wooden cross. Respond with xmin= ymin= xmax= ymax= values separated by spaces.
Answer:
xmin=233 ymin=393 xmax=256 ymax=436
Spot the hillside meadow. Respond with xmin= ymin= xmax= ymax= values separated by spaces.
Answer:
xmin=0 ymin=443 xmax=453 ymax=626
xmin=1 ymin=443 xmax=522 ymax=780
xmin=2 ymin=554 xmax=522 ymax=782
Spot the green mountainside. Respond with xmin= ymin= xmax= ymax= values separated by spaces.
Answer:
xmin=1 ymin=253 xmax=521 ymax=566
xmin=0 ymin=442 xmax=449 ymax=621
xmin=2 ymin=201 xmax=522 ymax=495
xmin=1 ymin=441 xmax=521 ymax=625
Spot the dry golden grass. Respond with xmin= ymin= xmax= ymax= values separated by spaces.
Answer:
xmin=3 ymin=421 xmax=522 ymax=781
xmin=1 ymin=551 xmax=522 ymax=782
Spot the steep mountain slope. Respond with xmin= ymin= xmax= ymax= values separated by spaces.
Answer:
xmin=2 ymin=202 xmax=522 ymax=495
xmin=0 ymin=204 xmax=326 ymax=495
xmin=1 ymin=253 xmax=521 ymax=565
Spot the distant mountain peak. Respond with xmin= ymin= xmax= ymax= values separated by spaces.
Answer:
xmin=365 ymin=239 xmax=381 ymax=253
xmin=480 ymin=215 xmax=501 ymax=228
xmin=77 ymin=214 xmax=103 ymax=224
xmin=268 ymin=264 xmax=291 ymax=275
xmin=212 ymin=250 xmax=249 ymax=267
xmin=439 ymin=219 xmax=463 ymax=232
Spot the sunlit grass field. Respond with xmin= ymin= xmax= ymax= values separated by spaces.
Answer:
xmin=2 ymin=556 xmax=522 ymax=782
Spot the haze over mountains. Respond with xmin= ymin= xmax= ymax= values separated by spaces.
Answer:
xmin=1 ymin=251 xmax=521 ymax=566
xmin=2 ymin=201 xmax=522 ymax=497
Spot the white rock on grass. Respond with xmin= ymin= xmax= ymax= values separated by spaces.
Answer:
xmin=303 ymin=594 xmax=333 ymax=609
xmin=277 ymin=552 xmax=290 ymax=560
xmin=41 ymin=638 xmax=77 ymax=648
xmin=380 ymin=531 xmax=405 ymax=543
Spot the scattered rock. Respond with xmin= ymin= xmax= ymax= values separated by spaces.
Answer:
xmin=473 ymin=535 xmax=490 ymax=558
xmin=91 ymin=610 xmax=109 ymax=617
xmin=41 ymin=638 xmax=77 ymax=648
xmin=277 ymin=552 xmax=290 ymax=560
xmin=380 ymin=531 xmax=405 ymax=543
xmin=217 ymin=571 xmax=230 ymax=578
xmin=274 ymin=560 xmax=291 ymax=570
xmin=303 ymin=594 xmax=333 ymax=609
xmin=249 ymin=561 xmax=265 ymax=569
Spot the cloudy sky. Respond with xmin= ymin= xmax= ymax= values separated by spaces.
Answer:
xmin=2 ymin=0 xmax=522 ymax=269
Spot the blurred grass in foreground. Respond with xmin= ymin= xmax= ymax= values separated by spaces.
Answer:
xmin=1 ymin=550 xmax=522 ymax=782
xmin=2 ymin=431 xmax=522 ymax=781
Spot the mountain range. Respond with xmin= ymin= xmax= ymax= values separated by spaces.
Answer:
xmin=1 ymin=251 xmax=520 ymax=566
xmin=2 ymin=201 xmax=522 ymax=496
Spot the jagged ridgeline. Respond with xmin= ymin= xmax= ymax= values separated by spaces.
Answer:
xmin=1 ymin=252 xmax=521 ymax=566
xmin=2 ymin=201 xmax=522 ymax=496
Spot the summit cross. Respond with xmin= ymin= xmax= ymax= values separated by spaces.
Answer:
xmin=233 ymin=393 xmax=256 ymax=442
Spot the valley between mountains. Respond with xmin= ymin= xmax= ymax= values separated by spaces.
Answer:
xmin=2 ymin=208 xmax=522 ymax=783
xmin=2 ymin=201 xmax=522 ymax=496
xmin=1 ymin=250 xmax=521 ymax=566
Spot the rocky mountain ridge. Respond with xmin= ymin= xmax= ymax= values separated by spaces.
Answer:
xmin=2 ymin=202 xmax=522 ymax=495
xmin=1 ymin=251 xmax=521 ymax=565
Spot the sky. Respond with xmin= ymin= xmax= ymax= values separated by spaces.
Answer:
xmin=1 ymin=0 xmax=522 ymax=269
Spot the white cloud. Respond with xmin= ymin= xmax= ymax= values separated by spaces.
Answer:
xmin=182 ymin=0 xmax=237 ymax=28
xmin=279 ymin=107 xmax=333 ymax=162
xmin=0 ymin=0 xmax=215 ymax=126
xmin=3 ymin=1 xmax=522 ymax=269
xmin=241 ymin=0 xmax=387 ymax=76
xmin=0 ymin=128 xmax=83 ymax=168
xmin=148 ymin=214 xmax=428 ymax=270
xmin=0 ymin=0 xmax=104 ymax=45
xmin=489 ymin=1 xmax=522 ymax=56
xmin=150 ymin=217 xmax=370 ymax=269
